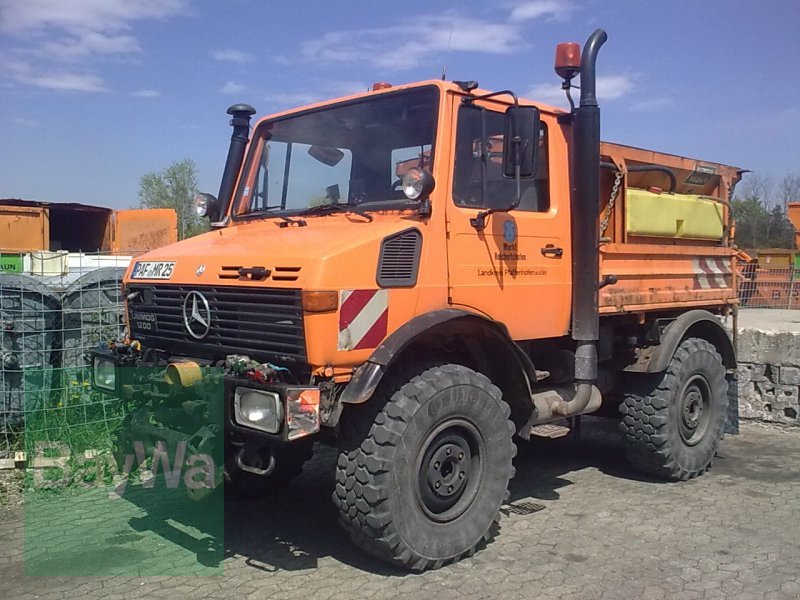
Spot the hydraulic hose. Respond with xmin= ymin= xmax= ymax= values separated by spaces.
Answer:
xmin=600 ymin=161 xmax=677 ymax=193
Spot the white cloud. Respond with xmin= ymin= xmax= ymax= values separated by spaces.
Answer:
xmin=629 ymin=97 xmax=675 ymax=112
xmin=0 ymin=0 xmax=189 ymax=33
xmin=596 ymin=75 xmax=635 ymax=100
xmin=507 ymin=0 xmax=573 ymax=22
xmin=301 ymin=15 xmax=525 ymax=71
xmin=132 ymin=89 xmax=160 ymax=98
xmin=220 ymin=81 xmax=247 ymax=95
xmin=42 ymin=32 xmax=141 ymax=61
xmin=0 ymin=0 xmax=189 ymax=92
xmin=17 ymin=70 xmax=109 ymax=93
xmin=0 ymin=56 xmax=108 ymax=92
xmin=527 ymin=74 xmax=636 ymax=106
xmin=211 ymin=49 xmax=253 ymax=64
xmin=525 ymin=82 xmax=569 ymax=106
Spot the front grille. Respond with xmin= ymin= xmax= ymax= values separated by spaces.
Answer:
xmin=127 ymin=284 xmax=306 ymax=364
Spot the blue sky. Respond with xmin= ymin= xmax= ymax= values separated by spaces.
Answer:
xmin=1 ymin=0 xmax=798 ymax=208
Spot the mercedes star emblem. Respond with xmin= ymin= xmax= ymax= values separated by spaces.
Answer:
xmin=182 ymin=291 xmax=211 ymax=339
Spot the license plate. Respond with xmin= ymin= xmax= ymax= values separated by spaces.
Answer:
xmin=131 ymin=261 xmax=175 ymax=280
xmin=130 ymin=311 xmax=158 ymax=332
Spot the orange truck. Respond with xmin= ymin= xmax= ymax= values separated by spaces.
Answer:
xmin=92 ymin=30 xmax=743 ymax=570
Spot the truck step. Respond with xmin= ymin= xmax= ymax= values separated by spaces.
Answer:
xmin=529 ymin=424 xmax=571 ymax=439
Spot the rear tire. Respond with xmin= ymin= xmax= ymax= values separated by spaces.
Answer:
xmin=619 ymin=337 xmax=728 ymax=481
xmin=333 ymin=364 xmax=516 ymax=571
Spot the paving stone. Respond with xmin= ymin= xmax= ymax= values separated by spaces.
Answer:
xmin=1 ymin=421 xmax=799 ymax=600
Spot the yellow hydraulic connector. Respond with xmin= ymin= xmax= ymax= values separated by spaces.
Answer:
xmin=165 ymin=361 xmax=203 ymax=387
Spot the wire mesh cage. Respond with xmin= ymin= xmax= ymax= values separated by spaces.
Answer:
xmin=0 ymin=252 xmax=132 ymax=460
xmin=738 ymin=266 xmax=799 ymax=310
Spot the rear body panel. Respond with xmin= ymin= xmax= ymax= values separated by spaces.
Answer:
xmin=597 ymin=142 xmax=741 ymax=316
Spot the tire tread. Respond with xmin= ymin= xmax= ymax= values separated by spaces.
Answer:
xmin=334 ymin=363 xmax=516 ymax=571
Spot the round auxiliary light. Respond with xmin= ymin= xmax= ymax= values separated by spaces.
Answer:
xmin=402 ymin=167 xmax=434 ymax=201
xmin=193 ymin=193 xmax=209 ymax=218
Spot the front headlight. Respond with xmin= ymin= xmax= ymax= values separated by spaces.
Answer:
xmin=93 ymin=356 xmax=117 ymax=392
xmin=234 ymin=387 xmax=282 ymax=434
xmin=193 ymin=193 xmax=209 ymax=218
xmin=401 ymin=167 xmax=435 ymax=201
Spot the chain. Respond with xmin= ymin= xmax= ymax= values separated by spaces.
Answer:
xmin=600 ymin=170 xmax=624 ymax=237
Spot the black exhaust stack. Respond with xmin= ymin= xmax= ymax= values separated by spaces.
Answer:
xmin=551 ymin=29 xmax=607 ymax=417
xmin=216 ymin=103 xmax=256 ymax=221
xmin=572 ymin=29 xmax=607 ymax=379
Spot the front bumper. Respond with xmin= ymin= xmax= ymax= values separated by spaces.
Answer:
xmin=91 ymin=350 xmax=320 ymax=444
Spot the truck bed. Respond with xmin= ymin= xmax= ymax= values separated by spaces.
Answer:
xmin=596 ymin=142 xmax=743 ymax=315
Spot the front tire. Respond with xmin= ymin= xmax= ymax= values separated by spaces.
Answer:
xmin=620 ymin=337 xmax=728 ymax=481
xmin=334 ymin=364 xmax=516 ymax=571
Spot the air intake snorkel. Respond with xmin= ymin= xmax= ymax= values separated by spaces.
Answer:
xmin=213 ymin=103 xmax=256 ymax=225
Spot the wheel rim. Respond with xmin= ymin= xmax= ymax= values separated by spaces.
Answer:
xmin=678 ymin=374 xmax=711 ymax=446
xmin=415 ymin=419 xmax=485 ymax=523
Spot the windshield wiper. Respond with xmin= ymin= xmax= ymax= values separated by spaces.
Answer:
xmin=299 ymin=202 xmax=374 ymax=222
xmin=244 ymin=206 xmax=307 ymax=227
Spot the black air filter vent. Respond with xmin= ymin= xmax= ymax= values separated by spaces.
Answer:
xmin=377 ymin=228 xmax=422 ymax=287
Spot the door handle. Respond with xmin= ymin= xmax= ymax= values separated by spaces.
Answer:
xmin=541 ymin=245 xmax=563 ymax=258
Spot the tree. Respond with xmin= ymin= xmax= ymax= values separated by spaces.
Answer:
xmin=777 ymin=172 xmax=800 ymax=211
xmin=732 ymin=172 xmax=796 ymax=250
xmin=731 ymin=196 xmax=769 ymax=249
xmin=740 ymin=173 xmax=774 ymax=208
xmin=768 ymin=204 xmax=796 ymax=249
xmin=138 ymin=159 xmax=208 ymax=240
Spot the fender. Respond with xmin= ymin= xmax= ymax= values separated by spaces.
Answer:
xmin=338 ymin=309 xmax=536 ymax=406
xmin=633 ymin=309 xmax=736 ymax=374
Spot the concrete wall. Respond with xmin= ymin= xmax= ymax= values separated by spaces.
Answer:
xmin=737 ymin=310 xmax=800 ymax=425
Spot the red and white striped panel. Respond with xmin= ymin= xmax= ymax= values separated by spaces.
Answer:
xmin=338 ymin=289 xmax=389 ymax=351
xmin=693 ymin=257 xmax=732 ymax=290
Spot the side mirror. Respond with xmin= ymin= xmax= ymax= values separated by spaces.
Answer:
xmin=502 ymin=105 xmax=540 ymax=179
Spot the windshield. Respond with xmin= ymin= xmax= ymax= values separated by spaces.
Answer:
xmin=234 ymin=87 xmax=438 ymax=218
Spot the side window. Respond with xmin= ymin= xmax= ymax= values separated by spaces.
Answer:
xmin=453 ymin=106 xmax=549 ymax=212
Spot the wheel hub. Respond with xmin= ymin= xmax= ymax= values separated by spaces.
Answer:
xmin=678 ymin=376 xmax=711 ymax=446
xmin=426 ymin=441 xmax=469 ymax=499
xmin=416 ymin=421 xmax=484 ymax=522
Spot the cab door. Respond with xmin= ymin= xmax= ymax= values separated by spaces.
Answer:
xmin=445 ymin=101 xmax=572 ymax=340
